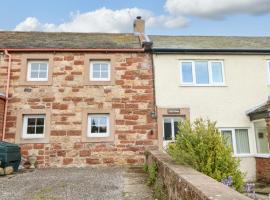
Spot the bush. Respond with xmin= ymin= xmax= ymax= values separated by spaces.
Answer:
xmin=167 ymin=119 xmax=244 ymax=191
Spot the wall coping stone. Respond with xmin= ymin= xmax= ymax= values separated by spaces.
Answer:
xmin=146 ymin=150 xmax=250 ymax=200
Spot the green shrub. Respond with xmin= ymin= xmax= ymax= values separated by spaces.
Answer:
xmin=146 ymin=162 xmax=158 ymax=186
xmin=167 ymin=119 xmax=244 ymax=191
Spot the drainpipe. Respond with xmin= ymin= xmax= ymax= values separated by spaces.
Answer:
xmin=2 ymin=49 xmax=11 ymax=141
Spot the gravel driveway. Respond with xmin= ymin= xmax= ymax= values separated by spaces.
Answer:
xmin=0 ymin=167 xmax=154 ymax=200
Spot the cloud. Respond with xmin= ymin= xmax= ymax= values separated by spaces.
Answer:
xmin=165 ymin=0 xmax=270 ymax=19
xmin=14 ymin=7 xmax=188 ymax=32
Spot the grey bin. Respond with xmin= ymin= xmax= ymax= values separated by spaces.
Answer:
xmin=0 ymin=141 xmax=21 ymax=171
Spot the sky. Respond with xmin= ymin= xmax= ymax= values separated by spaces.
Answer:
xmin=0 ymin=0 xmax=270 ymax=36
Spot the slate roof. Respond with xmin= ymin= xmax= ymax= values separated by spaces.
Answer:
xmin=0 ymin=31 xmax=142 ymax=49
xmin=150 ymin=35 xmax=270 ymax=51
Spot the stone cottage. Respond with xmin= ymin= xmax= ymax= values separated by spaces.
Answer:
xmin=0 ymin=18 xmax=157 ymax=167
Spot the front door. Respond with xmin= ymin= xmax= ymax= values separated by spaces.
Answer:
xmin=163 ymin=116 xmax=183 ymax=149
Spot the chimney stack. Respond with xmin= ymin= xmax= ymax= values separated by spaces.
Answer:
xmin=133 ymin=16 xmax=145 ymax=34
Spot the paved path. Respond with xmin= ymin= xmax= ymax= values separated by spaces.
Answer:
xmin=0 ymin=167 xmax=154 ymax=200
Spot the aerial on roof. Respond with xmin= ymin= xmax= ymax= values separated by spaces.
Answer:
xmin=150 ymin=35 xmax=270 ymax=51
xmin=0 ymin=31 xmax=142 ymax=49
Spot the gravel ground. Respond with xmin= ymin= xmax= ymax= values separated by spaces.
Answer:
xmin=0 ymin=167 xmax=153 ymax=200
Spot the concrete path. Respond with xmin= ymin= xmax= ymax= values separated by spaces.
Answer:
xmin=0 ymin=167 xmax=154 ymax=200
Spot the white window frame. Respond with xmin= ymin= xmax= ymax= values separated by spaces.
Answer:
xmin=163 ymin=117 xmax=177 ymax=141
xmin=267 ymin=60 xmax=270 ymax=85
xmin=27 ymin=60 xmax=49 ymax=81
xmin=90 ymin=61 xmax=111 ymax=81
xmin=22 ymin=115 xmax=46 ymax=139
xmin=87 ymin=114 xmax=110 ymax=138
xmin=179 ymin=60 xmax=225 ymax=86
xmin=219 ymin=128 xmax=251 ymax=157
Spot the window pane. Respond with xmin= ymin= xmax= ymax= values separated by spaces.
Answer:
xmin=221 ymin=130 xmax=233 ymax=149
xmin=91 ymin=118 xmax=98 ymax=126
xmin=254 ymin=121 xmax=269 ymax=154
xmin=30 ymin=71 xmax=39 ymax=78
xmin=36 ymin=126 xmax=44 ymax=134
xmin=164 ymin=118 xmax=172 ymax=140
xmin=101 ymin=71 xmax=108 ymax=79
xmin=235 ymin=129 xmax=250 ymax=154
xmin=195 ymin=61 xmax=209 ymax=84
xmin=211 ymin=62 xmax=223 ymax=83
xmin=101 ymin=64 xmax=108 ymax=71
xmin=31 ymin=63 xmax=39 ymax=71
xmin=181 ymin=62 xmax=193 ymax=83
xmin=39 ymin=63 xmax=48 ymax=71
xmin=92 ymin=71 xmax=100 ymax=78
xmin=39 ymin=72 xmax=47 ymax=79
xmin=99 ymin=117 xmax=107 ymax=126
xmin=99 ymin=126 xmax=107 ymax=133
xmin=173 ymin=117 xmax=181 ymax=137
xmin=93 ymin=64 xmax=100 ymax=71
xmin=27 ymin=126 xmax=35 ymax=134
xmin=36 ymin=118 xmax=44 ymax=126
xmin=28 ymin=118 xmax=36 ymax=126
xmin=91 ymin=126 xmax=98 ymax=133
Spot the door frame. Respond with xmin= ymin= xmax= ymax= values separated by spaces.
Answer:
xmin=157 ymin=107 xmax=190 ymax=151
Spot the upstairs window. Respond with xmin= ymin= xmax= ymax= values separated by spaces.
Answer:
xmin=180 ymin=60 xmax=225 ymax=86
xmin=27 ymin=60 xmax=49 ymax=81
xmin=90 ymin=61 xmax=110 ymax=81
xmin=22 ymin=115 xmax=45 ymax=139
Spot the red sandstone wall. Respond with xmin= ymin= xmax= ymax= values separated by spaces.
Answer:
xmin=0 ymin=52 xmax=158 ymax=167
xmin=0 ymin=97 xmax=5 ymax=140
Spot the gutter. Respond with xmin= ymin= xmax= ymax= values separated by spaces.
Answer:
xmin=0 ymin=48 xmax=145 ymax=53
xmin=152 ymin=48 xmax=270 ymax=55
xmin=2 ymin=50 xmax=11 ymax=141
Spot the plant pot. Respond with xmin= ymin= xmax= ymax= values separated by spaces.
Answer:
xmin=28 ymin=154 xmax=37 ymax=169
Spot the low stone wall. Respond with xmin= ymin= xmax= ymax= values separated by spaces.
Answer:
xmin=256 ymin=157 xmax=270 ymax=183
xmin=146 ymin=150 xmax=250 ymax=200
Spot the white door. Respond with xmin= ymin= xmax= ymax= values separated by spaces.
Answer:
xmin=163 ymin=116 xmax=183 ymax=149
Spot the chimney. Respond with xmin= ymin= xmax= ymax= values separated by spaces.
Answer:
xmin=133 ymin=16 xmax=145 ymax=34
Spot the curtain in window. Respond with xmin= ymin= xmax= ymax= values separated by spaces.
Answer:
xmin=235 ymin=129 xmax=250 ymax=154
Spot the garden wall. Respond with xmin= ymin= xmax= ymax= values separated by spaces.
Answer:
xmin=146 ymin=150 xmax=250 ymax=200
xmin=256 ymin=157 xmax=270 ymax=183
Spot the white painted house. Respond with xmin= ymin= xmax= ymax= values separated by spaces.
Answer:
xmin=150 ymin=35 xmax=270 ymax=181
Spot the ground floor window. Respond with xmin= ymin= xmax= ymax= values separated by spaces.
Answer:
xmin=22 ymin=114 xmax=45 ymax=139
xmin=220 ymin=128 xmax=250 ymax=155
xmin=254 ymin=120 xmax=269 ymax=154
xmin=87 ymin=114 xmax=110 ymax=137
xmin=163 ymin=116 xmax=183 ymax=142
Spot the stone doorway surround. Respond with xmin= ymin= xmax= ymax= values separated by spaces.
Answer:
xmin=157 ymin=107 xmax=190 ymax=150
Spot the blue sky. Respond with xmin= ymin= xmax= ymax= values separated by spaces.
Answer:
xmin=1 ymin=0 xmax=270 ymax=36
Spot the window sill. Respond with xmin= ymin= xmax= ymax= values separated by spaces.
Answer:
xmin=255 ymin=154 xmax=270 ymax=158
xmin=83 ymin=136 xmax=114 ymax=143
xmin=84 ymin=81 xmax=114 ymax=86
xmin=17 ymin=138 xmax=49 ymax=144
xmin=19 ymin=81 xmax=52 ymax=86
xmin=179 ymin=84 xmax=227 ymax=87
xmin=233 ymin=154 xmax=254 ymax=158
